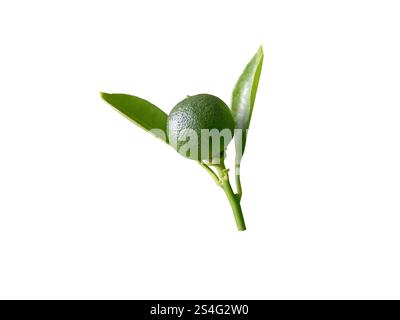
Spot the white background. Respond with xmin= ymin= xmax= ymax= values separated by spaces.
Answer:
xmin=0 ymin=0 xmax=399 ymax=299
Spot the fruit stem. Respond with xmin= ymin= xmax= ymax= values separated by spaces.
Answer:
xmin=198 ymin=161 xmax=220 ymax=185
xmin=215 ymin=162 xmax=246 ymax=231
xmin=235 ymin=163 xmax=243 ymax=200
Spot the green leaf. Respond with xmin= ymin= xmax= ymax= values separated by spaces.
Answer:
xmin=231 ymin=46 xmax=264 ymax=163
xmin=100 ymin=93 xmax=168 ymax=142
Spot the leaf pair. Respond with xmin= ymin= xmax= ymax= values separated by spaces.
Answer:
xmin=100 ymin=46 xmax=264 ymax=161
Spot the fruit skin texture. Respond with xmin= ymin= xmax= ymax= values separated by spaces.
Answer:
xmin=167 ymin=94 xmax=234 ymax=160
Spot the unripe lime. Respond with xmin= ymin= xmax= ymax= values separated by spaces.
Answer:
xmin=167 ymin=94 xmax=234 ymax=160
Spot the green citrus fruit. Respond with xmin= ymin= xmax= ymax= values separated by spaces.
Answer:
xmin=167 ymin=94 xmax=234 ymax=160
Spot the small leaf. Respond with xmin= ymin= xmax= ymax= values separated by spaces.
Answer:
xmin=101 ymin=93 xmax=168 ymax=142
xmin=231 ymin=46 xmax=264 ymax=163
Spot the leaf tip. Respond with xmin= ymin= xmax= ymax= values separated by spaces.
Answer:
xmin=100 ymin=92 xmax=109 ymax=100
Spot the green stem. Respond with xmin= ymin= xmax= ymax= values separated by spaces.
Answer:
xmin=215 ymin=163 xmax=246 ymax=231
xmin=235 ymin=164 xmax=243 ymax=200
xmin=198 ymin=161 xmax=220 ymax=185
